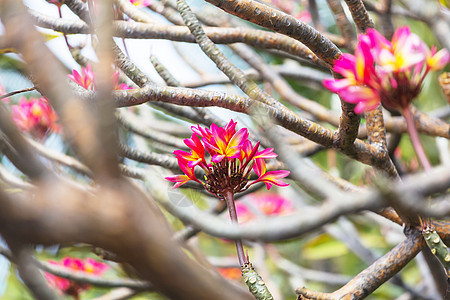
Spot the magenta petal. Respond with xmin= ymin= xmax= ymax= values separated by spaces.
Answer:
xmin=254 ymin=148 xmax=277 ymax=159
xmin=187 ymin=159 xmax=201 ymax=168
xmin=227 ymin=128 xmax=249 ymax=149
xmin=212 ymin=154 xmax=225 ymax=163
xmin=323 ymin=78 xmax=352 ymax=93
xmin=165 ymin=175 xmax=190 ymax=188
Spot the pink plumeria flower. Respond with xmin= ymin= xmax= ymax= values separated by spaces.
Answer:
xmin=426 ymin=46 xmax=450 ymax=71
xmin=130 ymin=0 xmax=151 ymax=7
xmin=165 ymin=120 xmax=290 ymax=198
xmin=11 ymin=97 xmax=60 ymax=139
xmin=323 ymin=26 xmax=449 ymax=113
xmin=235 ymin=202 xmax=256 ymax=222
xmin=68 ymin=65 xmax=95 ymax=90
xmin=251 ymin=193 xmax=294 ymax=216
xmin=111 ymin=70 xmax=133 ymax=90
xmin=44 ymin=257 xmax=109 ymax=298
xmin=68 ymin=64 xmax=134 ymax=91
xmin=237 ymin=193 xmax=294 ymax=220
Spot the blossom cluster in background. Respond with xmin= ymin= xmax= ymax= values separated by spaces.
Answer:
xmin=130 ymin=0 xmax=152 ymax=7
xmin=68 ymin=64 xmax=132 ymax=91
xmin=324 ymin=26 xmax=449 ymax=113
xmin=166 ymin=120 xmax=289 ymax=197
xmin=44 ymin=257 xmax=109 ymax=298
xmin=11 ymin=97 xmax=60 ymax=139
xmin=236 ymin=193 xmax=294 ymax=222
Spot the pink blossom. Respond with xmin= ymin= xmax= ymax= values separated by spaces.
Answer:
xmin=236 ymin=193 xmax=294 ymax=221
xmin=68 ymin=64 xmax=133 ymax=90
xmin=165 ymin=120 xmax=290 ymax=198
xmin=44 ymin=257 xmax=109 ymax=298
xmin=324 ymin=26 xmax=449 ymax=113
xmin=11 ymin=97 xmax=60 ymax=139
xmin=130 ymin=0 xmax=152 ymax=7
xmin=235 ymin=202 xmax=256 ymax=222
xmin=251 ymin=193 xmax=294 ymax=216
xmin=68 ymin=65 xmax=95 ymax=90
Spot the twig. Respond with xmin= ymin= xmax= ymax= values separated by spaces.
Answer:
xmin=343 ymin=0 xmax=374 ymax=33
xmin=177 ymin=0 xmax=291 ymax=113
xmin=203 ymin=0 xmax=341 ymax=67
xmin=297 ymin=228 xmax=425 ymax=299
xmin=0 ymin=86 xmax=36 ymax=100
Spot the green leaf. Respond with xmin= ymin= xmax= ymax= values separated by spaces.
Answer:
xmin=302 ymin=234 xmax=348 ymax=260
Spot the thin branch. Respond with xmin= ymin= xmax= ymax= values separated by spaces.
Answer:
xmin=229 ymin=43 xmax=339 ymax=125
xmin=30 ymin=10 xmax=326 ymax=67
xmin=326 ymin=0 xmax=356 ymax=51
xmin=203 ymin=0 xmax=341 ymax=67
xmin=148 ymin=166 xmax=449 ymax=241
xmin=343 ymin=0 xmax=374 ymax=33
xmin=0 ymin=87 xmax=36 ymax=100
xmin=110 ymin=86 xmax=398 ymax=174
xmin=297 ymin=228 xmax=425 ymax=299
xmin=177 ymin=0 xmax=292 ymax=113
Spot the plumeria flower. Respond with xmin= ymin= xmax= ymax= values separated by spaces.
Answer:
xmin=68 ymin=64 xmax=133 ymax=90
xmin=426 ymin=46 xmax=450 ymax=71
xmin=68 ymin=65 xmax=95 ymax=90
xmin=11 ymin=97 xmax=60 ymax=139
xmin=44 ymin=257 xmax=109 ymax=298
xmin=235 ymin=202 xmax=256 ymax=222
xmin=324 ymin=26 xmax=449 ymax=113
xmin=165 ymin=120 xmax=290 ymax=198
xmin=237 ymin=193 xmax=294 ymax=220
xmin=251 ymin=193 xmax=294 ymax=216
xmin=130 ymin=0 xmax=151 ymax=7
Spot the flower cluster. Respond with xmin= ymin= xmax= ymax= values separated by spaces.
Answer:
xmin=324 ymin=26 xmax=449 ymax=113
xmin=130 ymin=0 xmax=151 ymax=7
xmin=68 ymin=64 xmax=132 ymax=91
xmin=44 ymin=257 xmax=109 ymax=298
xmin=235 ymin=193 xmax=294 ymax=223
xmin=165 ymin=120 xmax=289 ymax=198
xmin=11 ymin=97 xmax=60 ymax=139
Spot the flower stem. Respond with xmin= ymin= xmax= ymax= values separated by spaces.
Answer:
xmin=402 ymin=106 xmax=432 ymax=171
xmin=403 ymin=106 xmax=432 ymax=228
xmin=224 ymin=189 xmax=246 ymax=266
